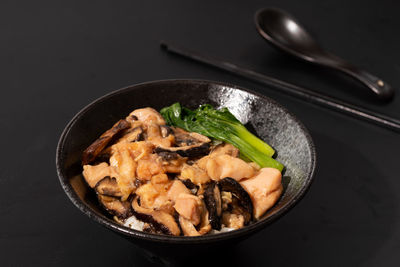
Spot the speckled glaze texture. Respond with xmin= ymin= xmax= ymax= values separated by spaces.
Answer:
xmin=56 ymin=79 xmax=316 ymax=248
xmin=208 ymin=86 xmax=313 ymax=217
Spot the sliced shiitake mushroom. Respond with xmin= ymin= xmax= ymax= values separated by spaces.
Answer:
xmin=204 ymin=181 xmax=222 ymax=230
xmin=82 ymin=119 xmax=130 ymax=165
xmin=154 ymin=143 xmax=210 ymax=159
xmin=157 ymin=151 xmax=179 ymax=161
xmin=94 ymin=176 xmax=122 ymax=197
xmin=97 ymin=194 xmax=132 ymax=219
xmin=230 ymin=197 xmax=252 ymax=225
xmin=131 ymin=196 xmax=181 ymax=236
xmin=181 ymin=179 xmax=199 ymax=195
xmin=218 ymin=177 xmax=253 ymax=224
xmin=154 ymin=127 xmax=211 ymax=158
xmin=94 ymin=149 xmax=112 ymax=164
xmin=124 ymin=126 xmax=144 ymax=142
xmin=172 ymin=127 xmax=210 ymax=146
xmin=160 ymin=125 xmax=173 ymax=138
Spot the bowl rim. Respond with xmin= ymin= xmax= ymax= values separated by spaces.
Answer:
xmin=56 ymin=78 xmax=317 ymax=244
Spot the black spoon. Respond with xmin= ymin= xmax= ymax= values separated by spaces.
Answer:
xmin=255 ymin=7 xmax=394 ymax=101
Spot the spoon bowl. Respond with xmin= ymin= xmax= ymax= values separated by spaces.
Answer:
xmin=255 ymin=7 xmax=394 ymax=100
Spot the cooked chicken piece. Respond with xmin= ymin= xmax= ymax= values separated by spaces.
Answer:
xmin=180 ymin=164 xmax=211 ymax=185
xmin=135 ymin=183 xmax=159 ymax=209
xmin=248 ymin=162 xmax=261 ymax=171
xmin=82 ymin=162 xmax=118 ymax=188
xmin=210 ymin=143 xmax=239 ymax=158
xmin=199 ymin=154 xmax=255 ymax=181
xmin=179 ymin=216 xmax=201 ymax=236
xmin=178 ymin=200 xmax=211 ymax=236
xmin=136 ymin=154 xmax=164 ymax=181
xmin=174 ymin=193 xmax=203 ymax=225
xmin=146 ymin=123 xmax=174 ymax=148
xmin=113 ymin=141 xmax=153 ymax=161
xmin=153 ymin=197 xmax=175 ymax=215
xmin=196 ymin=155 xmax=209 ymax=170
xmin=135 ymin=174 xmax=173 ymax=213
xmin=150 ymin=174 xmax=174 ymax=212
xmin=151 ymin=173 xmax=169 ymax=185
xmin=221 ymin=212 xmax=245 ymax=229
xmin=240 ymin=168 xmax=283 ymax=219
xmin=196 ymin=143 xmax=239 ymax=168
xmin=109 ymin=146 xmax=136 ymax=200
xmin=128 ymin=107 xmax=166 ymax=125
xmin=167 ymin=180 xmax=191 ymax=202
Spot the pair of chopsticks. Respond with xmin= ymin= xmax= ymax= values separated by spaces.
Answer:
xmin=160 ymin=41 xmax=400 ymax=133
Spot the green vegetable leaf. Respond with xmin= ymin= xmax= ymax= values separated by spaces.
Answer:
xmin=160 ymin=103 xmax=284 ymax=171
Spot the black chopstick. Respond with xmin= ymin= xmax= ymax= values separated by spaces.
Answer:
xmin=160 ymin=41 xmax=400 ymax=133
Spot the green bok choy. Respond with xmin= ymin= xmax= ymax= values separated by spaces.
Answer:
xmin=160 ymin=103 xmax=284 ymax=171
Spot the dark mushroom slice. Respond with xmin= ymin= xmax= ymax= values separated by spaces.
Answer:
xmin=82 ymin=119 xmax=130 ymax=165
xmin=204 ymin=181 xmax=222 ymax=230
xmin=181 ymin=179 xmax=199 ymax=195
xmin=230 ymin=197 xmax=252 ymax=225
xmin=157 ymin=151 xmax=179 ymax=161
xmin=93 ymin=149 xmax=111 ymax=164
xmin=142 ymin=223 xmax=159 ymax=234
xmin=124 ymin=126 xmax=144 ymax=142
xmin=154 ymin=127 xmax=211 ymax=158
xmin=154 ymin=143 xmax=210 ymax=159
xmin=172 ymin=127 xmax=211 ymax=146
xmin=218 ymin=177 xmax=253 ymax=224
xmin=186 ymin=159 xmax=196 ymax=165
xmin=134 ymin=178 xmax=146 ymax=188
xmin=166 ymin=173 xmax=177 ymax=180
xmin=94 ymin=176 xmax=122 ymax=197
xmin=131 ymin=196 xmax=181 ymax=236
xmin=160 ymin=125 xmax=173 ymax=138
xmin=97 ymin=194 xmax=132 ymax=219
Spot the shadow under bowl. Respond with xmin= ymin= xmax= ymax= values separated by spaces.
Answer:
xmin=56 ymin=79 xmax=316 ymax=262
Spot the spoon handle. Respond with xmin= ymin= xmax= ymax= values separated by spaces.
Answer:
xmin=319 ymin=53 xmax=394 ymax=100
xmin=160 ymin=41 xmax=400 ymax=133
xmin=336 ymin=63 xmax=394 ymax=100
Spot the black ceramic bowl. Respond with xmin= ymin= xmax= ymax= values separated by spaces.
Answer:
xmin=56 ymin=79 xmax=316 ymax=262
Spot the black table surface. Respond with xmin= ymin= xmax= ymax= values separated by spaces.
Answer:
xmin=1 ymin=0 xmax=399 ymax=266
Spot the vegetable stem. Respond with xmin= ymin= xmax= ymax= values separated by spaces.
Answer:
xmin=160 ymin=103 xmax=284 ymax=171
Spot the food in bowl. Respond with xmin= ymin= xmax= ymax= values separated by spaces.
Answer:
xmin=81 ymin=103 xmax=284 ymax=236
